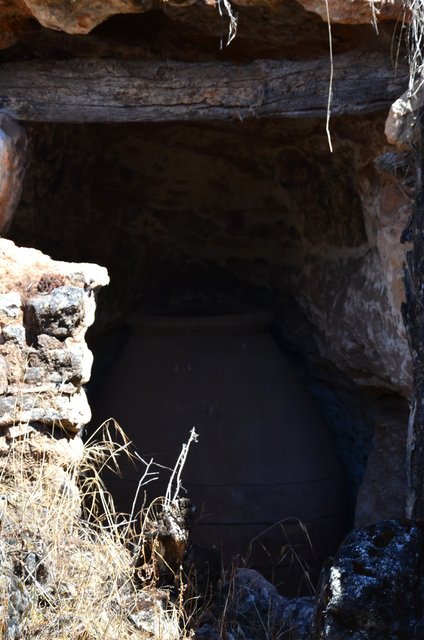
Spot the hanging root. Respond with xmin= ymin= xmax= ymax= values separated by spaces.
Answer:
xmin=217 ymin=0 xmax=238 ymax=47
xmin=405 ymin=0 xmax=424 ymax=94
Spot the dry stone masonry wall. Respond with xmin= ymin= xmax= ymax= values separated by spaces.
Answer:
xmin=0 ymin=238 xmax=108 ymax=453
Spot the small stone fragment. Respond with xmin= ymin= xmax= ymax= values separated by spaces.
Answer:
xmin=0 ymin=293 xmax=21 ymax=321
xmin=36 ymin=334 xmax=64 ymax=350
xmin=0 ymin=343 xmax=25 ymax=385
xmin=2 ymin=326 xmax=25 ymax=345
xmin=23 ymin=367 xmax=42 ymax=384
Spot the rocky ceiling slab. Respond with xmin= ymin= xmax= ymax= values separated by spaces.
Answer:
xmin=297 ymin=0 xmax=405 ymax=24
xmin=0 ymin=0 xmax=407 ymax=52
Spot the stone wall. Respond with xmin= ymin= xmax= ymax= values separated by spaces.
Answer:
xmin=0 ymin=238 xmax=108 ymax=483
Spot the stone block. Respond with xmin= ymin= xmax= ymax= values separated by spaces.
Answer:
xmin=41 ymin=347 xmax=86 ymax=385
xmin=0 ymin=388 xmax=91 ymax=433
xmin=26 ymin=342 xmax=92 ymax=386
xmin=385 ymin=87 xmax=423 ymax=150
xmin=25 ymin=286 xmax=85 ymax=339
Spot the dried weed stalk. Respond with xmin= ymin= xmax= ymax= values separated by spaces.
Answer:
xmin=404 ymin=0 xmax=424 ymax=93
xmin=0 ymin=420 xmax=190 ymax=640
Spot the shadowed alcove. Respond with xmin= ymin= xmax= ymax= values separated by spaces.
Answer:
xmin=0 ymin=2 xmax=413 ymax=595
xmin=5 ymin=110 xmax=411 ymax=592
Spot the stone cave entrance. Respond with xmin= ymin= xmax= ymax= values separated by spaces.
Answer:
xmin=4 ymin=109 xmax=412 ymax=592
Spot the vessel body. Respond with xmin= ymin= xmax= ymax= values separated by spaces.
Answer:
xmin=93 ymin=311 xmax=346 ymax=592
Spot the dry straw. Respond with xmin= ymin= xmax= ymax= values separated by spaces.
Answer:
xmin=0 ymin=420 xmax=191 ymax=640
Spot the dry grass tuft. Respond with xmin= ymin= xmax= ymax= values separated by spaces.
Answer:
xmin=0 ymin=421 xmax=190 ymax=640
xmin=404 ymin=0 xmax=424 ymax=93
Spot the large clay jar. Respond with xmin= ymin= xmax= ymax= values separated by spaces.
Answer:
xmin=92 ymin=310 xmax=346 ymax=593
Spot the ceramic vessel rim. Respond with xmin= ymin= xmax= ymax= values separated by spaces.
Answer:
xmin=128 ymin=309 xmax=275 ymax=335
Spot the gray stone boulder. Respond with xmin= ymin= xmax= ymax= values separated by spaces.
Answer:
xmin=312 ymin=519 xmax=424 ymax=639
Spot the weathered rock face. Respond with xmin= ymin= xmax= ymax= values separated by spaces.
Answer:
xmin=385 ymin=90 xmax=423 ymax=150
xmin=0 ymin=114 xmax=27 ymax=235
xmin=0 ymin=238 xmax=109 ymax=433
xmin=312 ymin=520 xmax=424 ymax=639
xmin=0 ymin=0 xmax=406 ymax=45
xmin=297 ymin=0 xmax=405 ymax=24
xmin=354 ymin=397 xmax=409 ymax=526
